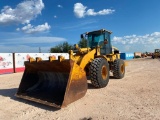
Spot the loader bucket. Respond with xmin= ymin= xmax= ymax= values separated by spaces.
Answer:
xmin=16 ymin=59 xmax=87 ymax=108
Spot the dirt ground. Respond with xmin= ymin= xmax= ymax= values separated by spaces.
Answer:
xmin=0 ymin=57 xmax=160 ymax=120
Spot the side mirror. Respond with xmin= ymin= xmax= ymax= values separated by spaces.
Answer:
xmin=81 ymin=34 xmax=84 ymax=39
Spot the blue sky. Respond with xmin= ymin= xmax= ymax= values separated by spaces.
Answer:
xmin=0 ymin=0 xmax=160 ymax=53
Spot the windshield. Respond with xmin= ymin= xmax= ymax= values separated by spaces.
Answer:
xmin=155 ymin=49 xmax=160 ymax=53
xmin=87 ymin=34 xmax=104 ymax=48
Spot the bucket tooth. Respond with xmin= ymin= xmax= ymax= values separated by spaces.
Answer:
xmin=58 ymin=56 xmax=65 ymax=62
xmin=29 ymin=57 xmax=35 ymax=63
xmin=49 ymin=56 xmax=56 ymax=62
xmin=36 ymin=57 xmax=42 ymax=62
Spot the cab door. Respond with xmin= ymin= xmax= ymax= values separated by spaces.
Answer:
xmin=100 ymin=32 xmax=112 ymax=55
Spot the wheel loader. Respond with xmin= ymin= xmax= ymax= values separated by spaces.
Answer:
xmin=152 ymin=49 xmax=160 ymax=59
xmin=16 ymin=29 xmax=125 ymax=108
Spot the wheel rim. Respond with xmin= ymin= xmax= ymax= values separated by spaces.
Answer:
xmin=101 ymin=65 xmax=108 ymax=80
xmin=121 ymin=64 xmax=125 ymax=74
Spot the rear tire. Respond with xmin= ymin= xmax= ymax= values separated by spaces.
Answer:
xmin=90 ymin=58 xmax=109 ymax=88
xmin=113 ymin=59 xmax=125 ymax=79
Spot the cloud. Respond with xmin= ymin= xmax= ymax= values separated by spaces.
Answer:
xmin=54 ymin=15 xmax=57 ymax=18
xmin=112 ymin=32 xmax=160 ymax=45
xmin=17 ymin=22 xmax=51 ymax=34
xmin=112 ymin=32 xmax=160 ymax=52
xmin=74 ymin=3 xmax=87 ymax=18
xmin=57 ymin=5 xmax=63 ymax=8
xmin=0 ymin=34 xmax=67 ymax=52
xmin=0 ymin=0 xmax=44 ymax=25
xmin=86 ymin=9 xmax=115 ymax=16
xmin=74 ymin=3 xmax=115 ymax=18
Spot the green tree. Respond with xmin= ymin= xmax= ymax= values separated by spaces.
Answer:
xmin=78 ymin=38 xmax=87 ymax=48
xmin=50 ymin=42 xmax=73 ymax=53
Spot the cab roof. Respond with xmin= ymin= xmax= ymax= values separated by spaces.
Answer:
xmin=85 ymin=29 xmax=112 ymax=35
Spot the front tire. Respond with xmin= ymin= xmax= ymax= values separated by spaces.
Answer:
xmin=113 ymin=59 xmax=125 ymax=79
xmin=90 ymin=58 xmax=109 ymax=88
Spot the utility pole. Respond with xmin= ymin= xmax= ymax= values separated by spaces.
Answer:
xmin=39 ymin=47 xmax=41 ymax=53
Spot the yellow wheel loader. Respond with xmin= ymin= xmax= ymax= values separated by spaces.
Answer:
xmin=16 ymin=29 xmax=125 ymax=108
xmin=152 ymin=49 xmax=160 ymax=59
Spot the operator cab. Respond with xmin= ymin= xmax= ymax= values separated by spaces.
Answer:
xmin=84 ymin=29 xmax=112 ymax=55
xmin=155 ymin=49 xmax=160 ymax=53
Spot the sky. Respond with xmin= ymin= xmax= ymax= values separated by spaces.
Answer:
xmin=0 ymin=0 xmax=160 ymax=53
